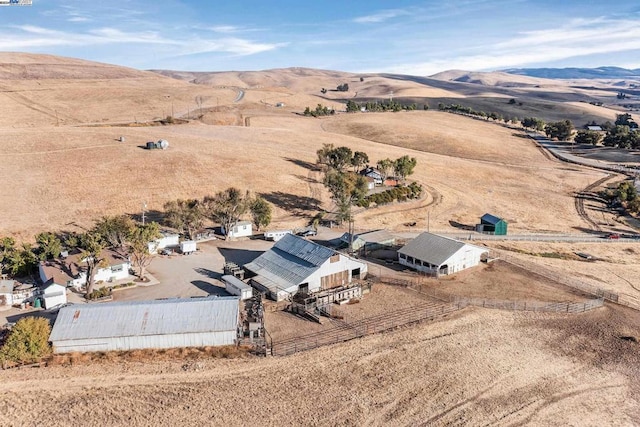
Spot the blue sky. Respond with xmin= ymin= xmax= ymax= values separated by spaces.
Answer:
xmin=1 ymin=0 xmax=640 ymax=74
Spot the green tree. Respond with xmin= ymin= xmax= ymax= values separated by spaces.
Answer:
xmin=346 ymin=100 xmax=359 ymax=112
xmin=376 ymin=158 xmax=394 ymax=180
xmin=163 ymin=199 xmax=204 ymax=239
xmin=4 ymin=243 xmax=37 ymax=277
xmin=394 ymin=155 xmax=418 ymax=182
xmin=603 ymin=125 xmax=640 ymax=149
xmin=0 ymin=237 xmax=16 ymax=275
xmin=616 ymin=181 xmax=637 ymax=202
xmin=574 ymin=130 xmax=603 ymax=146
xmin=204 ymin=188 xmax=250 ymax=241
xmin=77 ymin=232 xmax=105 ymax=299
xmin=34 ymin=232 xmax=62 ymax=261
xmin=93 ymin=215 xmax=135 ymax=254
xmin=0 ymin=317 xmax=52 ymax=365
xmin=327 ymin=146 xmax=353 ymax=172
xmin=128 ymin=222 xmax=160 ymax=278
xmin=337 ymin=83 xmax=349 ymax=92
xmin=615 ymin=113 xmax=634 ymax=127
xmin=522 ymin=117 xmax=545 ymax=131
xmin=316 ymin=143 xmax=335 ymax=166
xmin=545 ymin=120 xmax=574 ymax=140
xmin=250 ymin=196 xmax=272 ymax=231
xmin=323 ymin=170 xmax=368 ymax=223
xmin=351 ymin=151 xmax=369 ymax=172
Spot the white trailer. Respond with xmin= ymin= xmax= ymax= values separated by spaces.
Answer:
xmin=264 ymin=230 xmax=292 ymax=242
xmin=180 ymin=240 xmax=197 ymax=255
xmin=221 ymin=275 xmax=253 ymax=300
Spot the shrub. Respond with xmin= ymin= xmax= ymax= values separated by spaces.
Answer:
xmin=0 ymin=317 xmax=52 ymax=365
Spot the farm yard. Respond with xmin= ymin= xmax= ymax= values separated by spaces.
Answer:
xmin=1 ymin=53 xmax=640 ymax=426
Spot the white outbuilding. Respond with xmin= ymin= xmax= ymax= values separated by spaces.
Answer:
xmin=397 ymin=232 xmax=488 ymax=276
xmin=221 ymin=275 xmax=253 ymax=300
xmin=49 ymin=296 xmax=240 ymax=353
xmin=223 ymin=221 xmax=253 ymax=239
xmin=263 ymin=230 xmax=292 ymax=242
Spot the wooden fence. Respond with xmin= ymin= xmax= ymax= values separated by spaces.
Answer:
xmin=371 ymin=275 xmax=604 ymax=314
xmin=270 ymin=299 xmax=462 ymax=356
xmin=491 ymin=249 xmax=640 ymax=311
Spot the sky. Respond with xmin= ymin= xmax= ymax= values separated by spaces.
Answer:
xmin=1 ymin=0 xmax=640 ymax=75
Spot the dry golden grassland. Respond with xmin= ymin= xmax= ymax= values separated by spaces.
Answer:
xmin=1 ymin=55 xmax=640 ymax=426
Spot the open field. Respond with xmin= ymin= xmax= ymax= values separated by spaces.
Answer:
xmin=2 ymin=54 xmax=640 ymax=426
xmin=0 ymin=304 xmax=638 ymax=426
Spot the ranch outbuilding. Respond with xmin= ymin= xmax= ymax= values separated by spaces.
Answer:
xmin=49 ymin=296 xmax=240 ymax=353
xmin=244 ymin=234 xmax=367 ymax=301
xmin=476 ymin=213 xmax=508 ymax=235
xmin=398 ymin=232 xmax=488 ymax=276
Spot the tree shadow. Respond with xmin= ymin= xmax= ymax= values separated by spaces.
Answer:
xmin=284 ymin=157 xmax=319 ymax=171
xmin=125 ymin=209 xmax=165 ymax=226
xmin=190 ymin=279 xmax=229 ymax=296
xmin=293 ymin=174 xmax=320 ymax=184
xmin=218 ymin=248 xmax=264 ymax=266
xmin=449 ymin=220 xmax=475 ymax=231
xmin=571 ymin=226 xmax=606 ymax=235
xmin=261 ymin=191 xmax=321 ymax=215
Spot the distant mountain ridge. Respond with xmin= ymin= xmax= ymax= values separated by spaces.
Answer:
xmin=502 ymin=66 xmax=640 ymax=80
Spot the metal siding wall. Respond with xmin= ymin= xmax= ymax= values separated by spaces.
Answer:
xmin=53 ymin=331 xmax=237 ymax=353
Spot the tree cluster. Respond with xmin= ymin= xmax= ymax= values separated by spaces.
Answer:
xmin=375 ymin=156 xmax=417 ymax=181
xmin=603 ymin=181 xmax=640 ymax=214
xmin=303 ymin=104 xmax=335 ymax=117
xmin=574 ymin=130 xmax=603 ymax=145
xmin=544 ymin=120 xmax=574 ymax=141
xmin=345 ymin=100 xmax=422 ymax=113
xmin=165 ymin=189 xmax=272 ymax=241
xmin=336 ymin=83 xmax=349 ymax=92
xmin=357 ymin=182 xmax=423 ymax=208
xmin=438 ymin=103 xmax=516 ymax=124
xmin=521 ymin=117 xmax=546 ymax=131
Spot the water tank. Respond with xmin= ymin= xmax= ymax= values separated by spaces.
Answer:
xmin=158 ymin=139 xmax=169 ymax=150
xmin=146 ymin=141 xmax=155 ymax=149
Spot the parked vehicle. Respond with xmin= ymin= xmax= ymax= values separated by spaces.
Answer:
xmin=606 ymin=233 xmax=620 ymax=239
xmin=297 ymin=229 xmax=317 ymax=237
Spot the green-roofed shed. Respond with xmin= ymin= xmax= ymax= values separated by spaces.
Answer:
xmin=478 ymin=214 xmax=508 ymax=235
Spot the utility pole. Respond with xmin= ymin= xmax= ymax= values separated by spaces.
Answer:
xmin=142 ymin=202 xmax=147 ymax=226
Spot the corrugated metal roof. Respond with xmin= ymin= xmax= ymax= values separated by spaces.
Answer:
xmin=244 ymin=234 xmax=335 ymax=292
xmin=480 ymin=213 xmax=505 ymax=225
xmin=398 ymin=232 xmax=471 ymax=266
xmin=221 ymin=275 xmax=251 ymax=291
xmin=49 ymin=296 xmax=239 ymax=342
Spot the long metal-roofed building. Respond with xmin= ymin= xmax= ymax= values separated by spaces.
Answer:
xmin=243 ymin=233 xmax=367 ymax=301
xmin=49 ymin=296 xmax=240 ymax=353
xmin=398 ymin=232 xmax=488 ymax=276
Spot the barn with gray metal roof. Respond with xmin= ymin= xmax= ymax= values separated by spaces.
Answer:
xmin=243 ymin=234 xmax=367 ymax=301
xmin=398 ymin=232 xmax=488 ymax=276
xmin=49 ymin=296 xmax=240 ymax=353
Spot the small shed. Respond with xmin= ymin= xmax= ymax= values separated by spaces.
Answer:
xmin=41 ymin=282 xmax=67 ymax=309
xmin=223 ymin=221 xmax=253 ymax=239
xmin=477 ymin=213 xmax=508 ymax=235
xmin=0 ymin=279 xmax=14 ymax=307
xmin=221 ymin=275 xmax=253 ymax=300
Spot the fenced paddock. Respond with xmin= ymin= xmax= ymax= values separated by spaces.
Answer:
xmin=372 ymin=275 xmax=604 ymax=314
xmin=270 ymin=299 xmax=463 ymax=356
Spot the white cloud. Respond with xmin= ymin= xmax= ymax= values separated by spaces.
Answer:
xmin=378 ymin=17 xmax=640 ymax=75
xmin=353 ymin=9 xmax=409 ymax=24
xmin=0 ymin=25 xmax=285 ymax=57
xmin=210 ymin=25 xmax=241 ymax=33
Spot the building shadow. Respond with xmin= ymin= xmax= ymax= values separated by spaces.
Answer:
xmin=190 ymin=280 xmax=229 ymax=296
xmin=449 ymin=220 xmax=475 ymax=231
xmin=193 ymin=267 xmax=222 ymax=280
xmin=218 ymin=248 xmax=264 ymax=266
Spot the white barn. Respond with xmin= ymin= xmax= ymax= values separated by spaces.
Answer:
xmin=244 ymin=234 xmax=367 ymax=301
xmin=398 ymin=232 xmax=488 ymax=276
xmin=49 ymin=296 xmax=240 ymax=353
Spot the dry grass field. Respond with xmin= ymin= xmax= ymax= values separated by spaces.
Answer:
xmin=1 ymin=53 xmax=640 ymax=425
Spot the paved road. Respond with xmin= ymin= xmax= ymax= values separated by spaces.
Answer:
xmin=234 ymin=89 xmax=245 ymax=103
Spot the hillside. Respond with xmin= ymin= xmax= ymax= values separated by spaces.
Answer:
xmin=0 ymin=53 xmax=234 ymax=127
